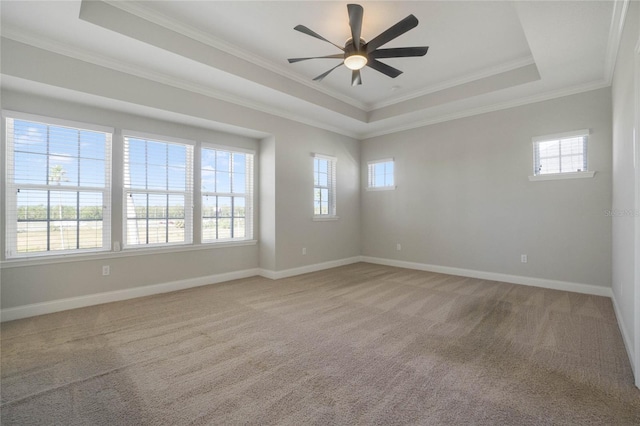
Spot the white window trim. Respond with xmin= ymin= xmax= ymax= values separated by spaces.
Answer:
xmin=0 ymin=239 xmax=258 ymax=268
xmin=2 ymin=113 xmax=260 ymax=264
xmin=312 ymin=153 xmax=338 ymax=219
xmin=528 ymin=171 xmax=596 ymax=181
xmin=3 ymin=111 xmax=113 ymax=259
xmin=312 ymin=215 xmax=340 ymax=222
xmin=122 ymin=129 xmax=194 ymax=147
xmin=530 ymin=129 xmax=594 ymax=181
xmin=122 ymin=130 xmax=194 ymax=249
xmin=531 ymin=129 xmax=590 ymax=144
xmin=200 ymin=142 xmax=255 ymax=243
xmin=2 ymin=110 xmax=114 ymax=135
xmin=367 ymin=158 xmax=396 ymax=191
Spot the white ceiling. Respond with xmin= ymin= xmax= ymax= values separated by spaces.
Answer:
xmin=0 ymin=1 xmax=626 ymax=139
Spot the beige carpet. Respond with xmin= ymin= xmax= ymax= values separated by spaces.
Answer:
xmin=2 ymin=262 xmax=639 ymax=425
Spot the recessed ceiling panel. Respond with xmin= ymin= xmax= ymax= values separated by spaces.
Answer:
xmin=132 ymin=1 xmax=533 ymax=107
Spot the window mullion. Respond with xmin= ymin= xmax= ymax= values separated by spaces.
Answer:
xmin=558 ymin=139 xmax=564 ymax=173
xmin=76 ymin=191 xmax=80 ymax=250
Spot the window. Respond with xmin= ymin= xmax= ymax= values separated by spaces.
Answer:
xmin=123 ymin=133 xmax=193 ymax=247
xmin=313 ymin=154 xmax=337 ymax=218
xmin=201 ymin=146 xmax=254 ymax=242
xmin=368 ymin=158 xmax=395 ymax=190
xmin=532 ymin=130 xmax=593 ymax=180
xmin=4 ymin=112 xmax=112 ymax=258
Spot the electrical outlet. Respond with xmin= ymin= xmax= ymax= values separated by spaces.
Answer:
xmin=397 ymin=243 xmax=402 ymax=251
xmin=102 ymin=265 xmax=110 ymax=276
xmin=113 ymin=241 xmax=120 ymax=252
xmin=302 ymin=247 xmax=307 ymax=255
xmin=521 ymin=254 xmax=528 ymax=263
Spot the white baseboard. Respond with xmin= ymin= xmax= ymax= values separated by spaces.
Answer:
xmin=0 ymin=268 xmax=261 ymax=322
xmin=611 ymin=290 xmax=636 ymax=377
xmin=360 ymin=256 xmax=613 ymax=297
xmin=0 ymin=256 xmax=363 ymax=322
xmin=259 ymin=256 xmax=362 ymax=280
xmin=0 ymin=255 xmax=614 ymax=322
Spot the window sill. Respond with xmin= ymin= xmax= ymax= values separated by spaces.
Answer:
xmin=528 ymin=171 xmax=595 ymax=181
xmin=366 ymin=186 xmax=396 ymax=191
xmin=312 ymin=216 xmax=340 ymax=222
xmin=0 ymin=240 xmax=257 ymax=268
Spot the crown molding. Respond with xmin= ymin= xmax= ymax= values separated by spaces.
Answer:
xmin=604 ymin=0 xmax=630 ymax=85
xmin=1 ymin=28 xmax=360 ymax=139
xmin=104 ymin=0 xmax=369 ymax=112
xmin=105 ymin=1 xmax=542 ymax=115
xmin=1 ymin=26 xmax=611 ymax=142
xmin=361 ymin=79 xmax=610 ymax=139
xmin=368 ymin=55 xmax=536 ymax=111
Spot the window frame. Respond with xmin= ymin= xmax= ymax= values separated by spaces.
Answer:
xmin=312 ymin=153 xmax=338 ymax=220
xmin=529 ymin=129 xmax=595 ymax=181
xmin=200 ymin=143 xmax=254 ymax=243
xmin=3 ymin=110 xmax=113 ymax=259
xmin=122 ymin=130 xmax=194 ymax=249
xmin=367 ymin=158 xmax=396 ymax=191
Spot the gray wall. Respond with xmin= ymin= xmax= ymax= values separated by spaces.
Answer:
xmin=611 ymin=0 xmax=639 ymax=381
xmin=0 ymin=40 xmax=362 ymax=310
xmin=361 ymin=88 xmax=612 ymax=288
xmin=273 ymin=123 xmax=360 ymax=270
xmin=0 ymin=27 xmax=621 ymax=332
xmin=0 ymin=91 xmax=261 ymax=308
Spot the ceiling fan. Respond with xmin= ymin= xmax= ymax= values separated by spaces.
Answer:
xmin=288 ymin=4 xmax=429 ymax=86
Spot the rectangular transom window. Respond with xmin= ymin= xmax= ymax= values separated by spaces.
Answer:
xmin=201 ymin=145 xmax=254 ymax=242
xmin=533 ymin=130 xmax=589 ymax=176
xmin=4 ymin=112 xmax=112 ymax=258
xmin=123 ymin=132 xmax=193 ymax=248
xmin=368 ymin=158 xmax=395 ymax=190
xmin=313 ymin=154 xmax=337 ymax=217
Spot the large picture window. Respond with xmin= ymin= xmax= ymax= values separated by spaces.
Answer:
xmin=123 ymin=133 xmax=193 ymax=247
xmin=4 ymin=112 xmax=112 ymax=258
xmin=201 ymin=146 xmax=254 ymax=242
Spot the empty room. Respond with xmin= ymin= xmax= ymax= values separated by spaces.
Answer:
xmin=1 ymin=0 xmax=639 ymax=424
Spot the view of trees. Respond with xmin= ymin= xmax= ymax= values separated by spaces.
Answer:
xmin=17 ymin=203 xmax=247 ymax=221
xmin=129 ymin=205 xmax=186 ymax=219
xmin=17 ymin=204 xmax=103 ymax=221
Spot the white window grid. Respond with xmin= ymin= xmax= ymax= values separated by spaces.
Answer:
xmin=123 ymin=131 xmax=194 ymax=248
xmin=313 ymin=153 xmax=337 ymax=217
xmin=3 ymin=111 xmax=113 ymax=258
xmin=201 ymin=144 xmax=254 ymax=242
xmin=368 ymin=158 xmax=395 ymax=190
xmin=533 ymin=130 xmax=589 ymax=176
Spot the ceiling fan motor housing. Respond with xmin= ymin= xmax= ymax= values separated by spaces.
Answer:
xmin=344 ymin=38 xmax=367 ymax=58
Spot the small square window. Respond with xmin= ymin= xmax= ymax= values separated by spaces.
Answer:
xmin=533 ymin=131 xmax=588 ymax=176
xmin=367 ymin=159 xmax=395 ymax=190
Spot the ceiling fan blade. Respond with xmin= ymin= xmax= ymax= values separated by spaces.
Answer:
xmin=366 ymin=14 xmax=419 ymax=53
xmin=351 ymin=70 xmax=362 ymax=86
xmin=366 ymin=59 xmax=403 ymax=78
xmin=313 ymin=63 xmax=344 ymax=82
xmin=288 ymin=54 xmax=345 ymax=63
xmin=347 ymin=4 xmax=364 ymax=50
xmin=370 ymin=46 xmax=429 ymax=59
xmin=294 ymin=25 xmax=344 ymax=51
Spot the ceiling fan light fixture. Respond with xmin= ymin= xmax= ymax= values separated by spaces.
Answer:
xmin=344 ymin=54 xmax=367 ymax=70
xmin=289 ymin=4 xmax=428 ymax=84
